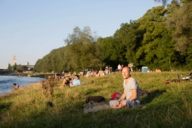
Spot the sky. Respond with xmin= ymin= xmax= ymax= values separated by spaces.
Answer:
xmin=0 ymin=0 xmax=162 ymax=69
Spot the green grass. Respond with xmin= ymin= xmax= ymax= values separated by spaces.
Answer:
xmin=0 ymin=72 xmax=192 ymax=128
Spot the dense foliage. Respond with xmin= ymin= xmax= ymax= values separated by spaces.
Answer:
xmin=34 ymin=1 xmax=192 ymax=72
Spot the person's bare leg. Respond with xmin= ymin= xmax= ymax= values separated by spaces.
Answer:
xmin=112 ymin=100 xmax=126 ymax=109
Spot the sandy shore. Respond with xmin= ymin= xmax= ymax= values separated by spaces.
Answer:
xmin=0 ymin=92 xmax=12 ymax=97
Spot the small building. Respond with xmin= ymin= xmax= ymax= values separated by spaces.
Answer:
xmin=0 ymin=69 xmax=9 ymax=74
xmin=22 ymin=65 xmax=34 ymax=71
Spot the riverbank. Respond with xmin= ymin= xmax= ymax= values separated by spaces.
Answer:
xmin=0 ymin=82 xmax=41 ymax=98
xmin=0 ymin=75 xmax=44 ymax=95
xmin=0 ymin=72 xmax=192 ymax=128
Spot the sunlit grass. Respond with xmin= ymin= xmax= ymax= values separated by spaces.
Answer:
xmin=0 ymin=71 xmax=192 ymax=128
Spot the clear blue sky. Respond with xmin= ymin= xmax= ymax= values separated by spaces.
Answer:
xmin=0 ymin=0 xmax=162 ymax=69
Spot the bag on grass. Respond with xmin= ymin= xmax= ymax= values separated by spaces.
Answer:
xmin=111 ymin=92 xmax=121 ymax=100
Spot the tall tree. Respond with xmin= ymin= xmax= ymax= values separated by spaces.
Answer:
xmin=96 ymin=36 xmax=127 ymax=68
xmin=135 ymin=6 xmax=174 ymax=70
xmin=167 ymin=0 xmax=192 ymax=68
xmin=34 ymin=27 xmax=102 ymax=72
xmin=114 ymin=21 xmax=144 ymax=65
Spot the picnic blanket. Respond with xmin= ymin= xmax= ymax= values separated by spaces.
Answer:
xmin=83 ymin=101 xmax=110 ymax=113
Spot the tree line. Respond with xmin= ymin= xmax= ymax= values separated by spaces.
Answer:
xmin=34 ymin=0 xmax=192 ymax=72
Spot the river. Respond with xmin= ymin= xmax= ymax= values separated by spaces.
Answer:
xmin=0 ymin=75 xmax=44 ymax=95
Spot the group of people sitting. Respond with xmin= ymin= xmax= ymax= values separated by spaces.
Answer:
xmin=41 ymin=73 xmax=81 ymax=97
xmin=83 ymin=67 xmax=112 ymax=77
xmin=60 ymin=68 xmax=112 ymax=87
xmin=43 ymin=65 xmax=141 ymax=110
xmin=43 ymin=72 xmax=81 ymax=87
xmin=62 ymin=74 xmax=81 ymax=87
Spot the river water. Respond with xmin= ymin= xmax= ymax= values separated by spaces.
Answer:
xmin=0 ymin=75 xmax=44 ymax=95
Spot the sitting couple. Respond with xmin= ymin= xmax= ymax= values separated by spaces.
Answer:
xmin=70 ymin=75 xmax=81 ymax=87
xmin=110 ymin=67 xmax=140 ymax=109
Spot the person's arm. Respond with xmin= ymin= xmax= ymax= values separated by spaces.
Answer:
xmin=115 ymin=89 xmax=137 ymax=109
xmin=129 ymin=89 xmax=137 ymax=101
xmin=62 ymin=79 xmax=66 ymax=85
xmin=118 ymin=90 xmax=126 ymax=102
xmin=115 ymin=98 xmax=127 ymax=109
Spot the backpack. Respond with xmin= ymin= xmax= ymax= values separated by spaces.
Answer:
xmin=111 ymin=92 xmax=121 ymax=100
xmin=85 ymin=96 xmax=105 ymax=103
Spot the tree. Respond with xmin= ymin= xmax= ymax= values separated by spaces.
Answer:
xmin=35 ymin=1 xmax=192 ymax=72
xmin=167 ymin=1 xmax=192 ymax=68
xmin=167 ymin=1 xmax=192 ymax=54
xmin=96 ymin=37 xmax=127 ymax=68
xmin=34 ymin=27 xmax=102 ymax=72
xmin=134 ymin=6 xmax=175 ymax=70
xmin=154 ymin=0 xmax=168 ymax=6
xmin=7 ymin=64 xmax=12 ymax=71
xmin=114 ymin=21 xmax=144 ymax=65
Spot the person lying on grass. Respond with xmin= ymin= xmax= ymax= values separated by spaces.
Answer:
xmin=109 ymin=66 xmax=140 ymax=109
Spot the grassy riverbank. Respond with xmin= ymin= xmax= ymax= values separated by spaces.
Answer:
xmin=0 ymin=72 xmax=192 ymax=128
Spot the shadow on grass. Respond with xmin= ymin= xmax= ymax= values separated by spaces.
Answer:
xmin=2 ymin=96 xmax=192 ymax=128
xmin=0 ymin=102 xmax=12 ymax=121
xmin=2 ymin=89 xmax=191 ymax=128
xmin=0 ymin=102 xmax=12 ymax=111
xmin=141 ymin=89 xmax=166 ymax=105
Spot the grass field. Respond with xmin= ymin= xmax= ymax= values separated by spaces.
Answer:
xmin=0 ymin=72 xmax=192 ymax=128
